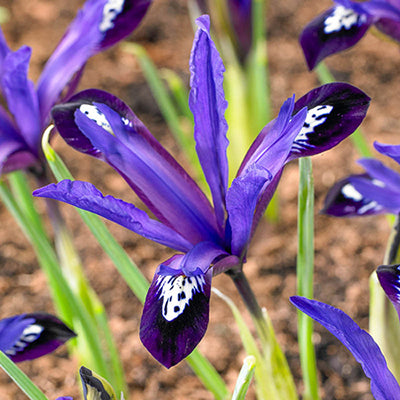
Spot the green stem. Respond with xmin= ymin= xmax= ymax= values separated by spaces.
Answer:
xmin=297 ymin=157 xmax=320 ymax=400
xmin=0 ymin=351 xmax=49 ymax=400
xmin=229 ymin=270 xmax=297 ymax=399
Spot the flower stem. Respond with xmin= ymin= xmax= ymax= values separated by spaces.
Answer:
xmin=229 ymin=269 xmax=298 ymax=399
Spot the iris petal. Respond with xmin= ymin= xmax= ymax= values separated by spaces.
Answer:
xmin=140 ymin=263 xmax=211 ymax=368
xmin=189 ymin=15 xmax=229 ymax=232
xmin=291 ymin=296 xmax=400 ymax=400
xmin=289 ymin=83 xmax=370 ymax=160
xmin=33 ymin=180 xmax=192 ymax=252
xmin=300 ymin=5 xmax=371 ymax=70
xmin=0 ymin=313 xmax=76 ymax=362
xmin=322 ymin=175 xmax=386 ymax=216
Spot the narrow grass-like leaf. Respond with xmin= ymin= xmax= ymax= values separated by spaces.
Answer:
xmin=232 ymin=355 xmax=256 ymax=400
xmin=297 ymin=157 xmax=320 ymax=400
xmin=0 ymin=351 xmax=49 ymax=400
xmin=213 ymin=287 xmax=280 ymax=400
xmin=315 ymin=63 xmax=371 ymax=158
xmin=42 ymin=128 xmax=230 ymax=400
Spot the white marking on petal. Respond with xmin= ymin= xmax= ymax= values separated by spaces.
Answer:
xmin=79 ymin=104 xmax=113 ymax=134
xmin=358 ymin=200 xmax=382 ymax=214
xmin=5 ymin=324 xmax=44 ymax=356
xmin=372 ymin=179 xmax=385 ymax=188
xmin=157 ymin=275 xmax=206 ymax=322
xmin=291 ymin=105 xmax=333 ymax=153
xmin=324 ymin=6 xmax=367 ymax=34
xmin=99 ymin=0 xmax=125 ymax=32
xmin=342 ymin=183 xmax=363 ymax=201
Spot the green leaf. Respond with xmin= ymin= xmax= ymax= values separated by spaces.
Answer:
xmin=232 ymin=356 xmax=256 ymax=400
xmin=0 ymin=351 xmax=49 ymax=400
xmin=297 ymin=157 xmax=320 ymax=400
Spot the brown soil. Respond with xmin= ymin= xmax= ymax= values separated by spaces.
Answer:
xmin=0 ymin=0 xmax=399 ymax=399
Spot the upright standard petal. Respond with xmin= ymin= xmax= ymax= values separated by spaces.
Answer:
xmin=36 ymin=0 xmax=105 ymax=122
xmin=33 ymin=180 xmax=192 ymax=252
xmin=37 ymin=0 xmax=152 ymax=125
xmin=0 ymin=105 xmax=37 ymax=173
xmin=189 ymin=15 xmax=229 ymax=232
xmin=0 ymin=313 xmax=76 ymax=362
xmin=2 ymin=46 xmax=41 ymax=154
xmin=291 ymin=296 xmax=400 ymax=400
xmin=300 ymin=5 xmax=372 ymax=69
xmin=288 ymin=83 xmax=370 ymax=160
xmin=322 ymin=175 xmax=386 ymax=216
xmin=52 ymin=89 xmax=220 ymax=245
xmin=226 ymin=165 xmax=271 ymax=258
xmin=140 ymin=244 xmax=220 ymax=368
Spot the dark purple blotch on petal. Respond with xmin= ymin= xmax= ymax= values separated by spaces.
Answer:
xmin=300 ymin=6 xmax=371 ymax=69
xmin=0 ymin=313 xmax=76 ymax=362
xmin=322 ymin=174 xmax=385 ymax=217
xmin=289 ymin=83 xmax=370 ymax=159
xmin=140 ymin=269 xmax=211 ymax=368
xmin=377 ymin=264 xmax=400 ymax=320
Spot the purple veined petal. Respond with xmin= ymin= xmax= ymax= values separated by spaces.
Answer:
xmin=322 ymin=174 xmax=386 ymax=216
xmin=0 ymin=313 xmax=76 ymax=363
xmin=288 ymin=83 xmax=370 ymax=160
xmin=140 ymin=252 xmax=213 ymax=368
xmin=2 ymin=46 xmax=41 ymax=154
xmin=189 ymin=15 xmax=229 ymax=233
xmin=352 ymin=175 xmax=400 ymax=214
xmin=377 ymin=264 xmax=400 ymax=322
xmin=226 ymin=165 xmax=271 ymax=258
xmin=56 ymin=397 xmax=73 ymax=400
xmin=36 ymin=0 xmax=106 ymax=123
xmin=52 ymin=89 xmax=220 ymax=245
xmin=239 ymin=96 xmax=307 ymax=178
xmin=80 ymin=366 xmax=117 ymax=400
xmin=33 ymin=180 xmax=193 ymax=253
xmin=0 ymin=105 xmax=37 ymax=174
xmin=0 ymin=28 xmax=11 ymax=79
xmin=291 ymin=296 xmax=400 ymax=400
xmin=358 ymin=158 xmax=400 ymax=189
xmin=299 ymin=5 xmax=372 ymax=70
xmin=374 ymin=141 xmax=400 ymax=164
xmin=354 ymin=0 xmax=400 ymax=22
xmin=98 ymin=0 xmax=153 ymax=50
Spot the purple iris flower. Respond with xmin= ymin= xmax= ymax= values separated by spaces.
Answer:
xmin=33 ymin=15 xmax=370 ymax=368
xmin=300 ymin=0 xmax=400 ymax=70
xmin=291 ymin=296 xmax=400 ymax=400
xmin=0 ymin=313 xmax=76 ymax=362
xmin=322 ymin=141 xmax=400 ymax=217
xmin=0 ymin=0 xmax=152 ymax=174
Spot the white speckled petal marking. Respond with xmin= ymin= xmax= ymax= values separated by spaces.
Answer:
xmin=324 ymin=6 xmax=366 ymax=34
xmin=5 ymin=324 xmax=43 ymax=356
xmin=299 ymin=105 xmax=333 ymax=138
xmin=157 ymin=274 xmax=206 ymax=321
xmin=79 ymin=104 xmax=113 ymax=134
xmin=342 ymin=183 xmax=363 ymax=201
xmin=100 ymin=0 xmax=125 ymax=32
